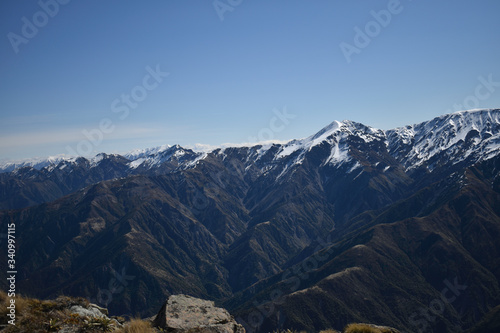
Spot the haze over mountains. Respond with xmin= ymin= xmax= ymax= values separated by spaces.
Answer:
xmin=1 ymin=109 xmax=500 ymax=332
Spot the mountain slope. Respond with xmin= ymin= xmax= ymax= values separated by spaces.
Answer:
xmin=231 ymin=156 xmax=500 ymax=332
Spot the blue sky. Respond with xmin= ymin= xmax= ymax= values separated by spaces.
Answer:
xmin=1 ymin=0 xmax=499 ymax=160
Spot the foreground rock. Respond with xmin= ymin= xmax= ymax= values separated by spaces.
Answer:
xmin=153 ymin=294 xmax=245 ymax=333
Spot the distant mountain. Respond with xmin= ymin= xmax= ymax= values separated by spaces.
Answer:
xmin=0 ymin=109 xmax=499 ymax=333
xmin=1 ymin=109 xmax=498 ymax=210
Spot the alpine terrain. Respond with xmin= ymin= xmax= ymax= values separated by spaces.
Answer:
xmin=1 ymin=109 xmax=500 ymax=333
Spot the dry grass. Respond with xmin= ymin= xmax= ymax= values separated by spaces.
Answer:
xmin=319 ymin=330 xmax=341 ymax=333
xmin=0 ymin=290 xmax=30 ymax=325
xmin=0 ymin=290 xmax=119 ymax=332
xmin=344 ymin=323 xmax=395 ymax=333
xmin=115 ymin=318 xmax=156 ymax=333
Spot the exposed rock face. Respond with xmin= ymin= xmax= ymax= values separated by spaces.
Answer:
xmin=153 ymin=294 xmax=245 ymax=333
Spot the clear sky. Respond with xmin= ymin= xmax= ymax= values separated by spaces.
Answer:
xmin=1 ymin=0 xmax=500 ymax=160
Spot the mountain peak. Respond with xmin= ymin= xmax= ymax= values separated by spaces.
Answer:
xmin=387 ymin=108 xmax=500 ymax=170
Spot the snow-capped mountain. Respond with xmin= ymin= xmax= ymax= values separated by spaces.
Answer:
xmin=224 ymin=108 xmax=500 ymax=180
xmin=2 ymin=108 xmax=498 ymax=211
xmin=255 ymin=119 xmax=385 ymax=169
xmin=0 ymin=155 xmax=69 ymax=173
xmin=387 ymin=109 xmax=500 ymax=171
xmin=1 ymin=109 xmax=499 ymax=177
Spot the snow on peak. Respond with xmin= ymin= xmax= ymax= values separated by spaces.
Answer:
xmin=387 ymin=109 xmax=500 ymax=170
xmin=125 ymin=144 xmax=202 ymax=170
xmin=0 ymin=155 xmax=73 ymax=173
xmin=123 ymin=144 xmax=172 ymax=161
xmin=274 ymin=119 xmax=383 ymax=169
xmin=90 ymin=153 xmax=105 ymax=167
xmin=308 ymin=120 xmax=343 ymax=144
xmin=275 ymin=120 xmax=343 ymax=159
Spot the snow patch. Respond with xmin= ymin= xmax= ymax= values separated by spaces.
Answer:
xmin=129 ymin=158 xmax=146 ymax=169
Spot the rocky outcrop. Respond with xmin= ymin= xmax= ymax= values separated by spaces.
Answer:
xmin=153 ymin=294 xmax=245 ymax=333
xmin=69 ymin=304 xmax=108 ymax=318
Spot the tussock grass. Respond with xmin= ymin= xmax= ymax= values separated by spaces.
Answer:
xmin=115 ymin=318 xmax=156 ymax=333
xmin=0 ymin=290 xmax=30 ymax=325
xmin=344 ymin=323 xmax=395 ymax=333
xmin=0 ymin=290 xmax=118 ymax=332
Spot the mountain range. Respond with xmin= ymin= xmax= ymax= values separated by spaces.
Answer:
xmin=1 ymin=109 xmax=499 ymax=332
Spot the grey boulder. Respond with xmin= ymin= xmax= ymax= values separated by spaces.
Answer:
xmin=153 ymin=294 xmax=245 ymax=333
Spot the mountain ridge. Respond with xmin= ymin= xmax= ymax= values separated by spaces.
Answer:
xmin=2 ymin=109 xmax=498 ymax=175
